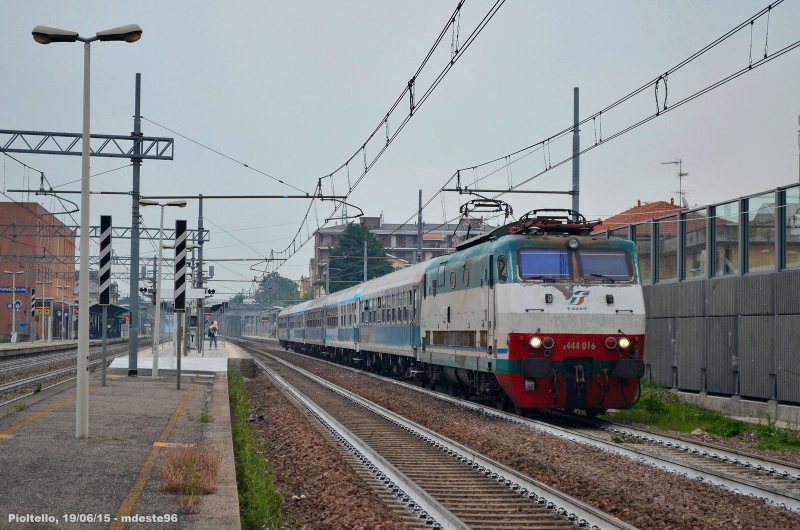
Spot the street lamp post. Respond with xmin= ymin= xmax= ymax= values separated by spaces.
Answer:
xmin=140 ymin=199 xmax=187 ymax=378
xmin=4 ymin=271 xmax=24 ymax=343
xmin=32 ymin=23 xmax=142 ymax=439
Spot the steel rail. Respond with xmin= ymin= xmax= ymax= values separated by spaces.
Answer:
xmin=0 ymin=353 xmax=127 ymax=394
xmin=546 ymin=409 xmax=800 ymax=480
xmin=256 ymin=358 xmax=468 ymax=530
xmin=252 ymin=347 xmax=637 ymax=530
xmin=0 ymin=344 xmax=129 ymax=374
xmin=238 ymin=337 xmax=800 ymax=514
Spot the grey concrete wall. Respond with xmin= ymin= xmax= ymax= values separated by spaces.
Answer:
xmin=644 ymin=268 xmax=800 ymax=404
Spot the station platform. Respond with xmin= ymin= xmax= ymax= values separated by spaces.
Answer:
xmin=110 ymin=337 xmax=248 ymax=375
xmin=0 ymin=340 xmax=251 ymax=529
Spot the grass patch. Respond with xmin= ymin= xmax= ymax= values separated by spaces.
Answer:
xmin=161 ymin=443 xmax=223 ymax=513
xmin=33 ymin=382 xmax=43 ymax=394
xmin=229 ymin=370 xmax=283 ymax=529
xmin=610 ymin=382 xmax=800 ymax=450
xmin=14 ymin=403 xmax=28 ymax=412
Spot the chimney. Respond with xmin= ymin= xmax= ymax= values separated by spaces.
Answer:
xmin=637 ymin=200 xmax=641 ymax=207
xmin=670 ymin=197 xmax=675 ymax=205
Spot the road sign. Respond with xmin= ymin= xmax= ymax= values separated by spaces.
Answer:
xmin=14 ymin=301 xmax=21 ymax=309
xmin=19 ymin=323 xmax=27 ymax=328
xmin=6 ymin=303 xmax=11 ymax=310
xmin=57 ymin=311 xmax=62 ymax=317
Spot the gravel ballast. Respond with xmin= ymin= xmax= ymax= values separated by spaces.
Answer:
xmin=246 ymin=372 xmax=410 ymax=529
xmin=261 ymin=347 xmax=800 ymax=530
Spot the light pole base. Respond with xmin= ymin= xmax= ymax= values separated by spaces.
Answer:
xmin=128 ymin=369 xmax=138 ymax=377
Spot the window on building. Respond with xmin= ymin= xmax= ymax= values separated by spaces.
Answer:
xmin=684 ymin=209 xmax=707 ymax=279
xmin=715 ymin=201 xmax=739 ymax=276
xmin=657 ymin=215 xmax=678 ymax=281
xmin=748 ymin=192 xmax=776 ymax=272
xmin=634 ymin=223 xmax=652 ymax=284
xmin=786 ymin=186 xmax=800 ymax=269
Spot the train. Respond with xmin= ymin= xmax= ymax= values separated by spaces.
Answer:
xmin=278 ymin=209 xmax=646 ymax=415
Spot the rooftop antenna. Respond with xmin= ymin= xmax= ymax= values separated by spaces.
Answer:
xmin=661 ymin=159 xmax=689 ymax=209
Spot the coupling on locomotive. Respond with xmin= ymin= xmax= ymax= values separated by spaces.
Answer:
xmin=278 ymin=209 xmax=645 ymax=415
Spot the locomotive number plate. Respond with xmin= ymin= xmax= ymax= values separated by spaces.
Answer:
xmin=563 ymin=341 xmax=596 ymax=350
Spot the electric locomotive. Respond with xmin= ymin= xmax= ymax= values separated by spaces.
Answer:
xmin=278 ymin=210 xmax=645 ymax=415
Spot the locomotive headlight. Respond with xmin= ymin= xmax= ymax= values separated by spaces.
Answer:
xmin=529 ymin=336 xmax=543 ymax=349
xmin=618 ymin=337 xmax=631 ymax=349
xmin=567 ymin=237 xmax=580 ymax=250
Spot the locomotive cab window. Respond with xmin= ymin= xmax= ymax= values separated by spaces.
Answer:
xmin=496 ymin=254 xmax=508 ymax=283
xmin=578 ymin=250 xmax=633 ymax=283
xmin=518 ymin=249 xmax=570 ymax=281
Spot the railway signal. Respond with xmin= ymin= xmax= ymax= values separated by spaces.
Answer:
xmin=174 ymin=220 xmax=187 ymax=389
xmin=99 ymin=215 xmax=111 ymax=387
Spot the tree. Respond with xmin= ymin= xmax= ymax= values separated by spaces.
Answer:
xmin=327 ymin=223 xmax=393 ymax=293
xmin=229 ymin=292 xmax=245 ymax=306
xmin=254 ymin=272 xmax=299 ymax=307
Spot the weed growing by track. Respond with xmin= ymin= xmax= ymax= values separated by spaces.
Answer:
xmin=229 ymin=369 xmax=283 ymax=529
xmin=610 ymin=382 xmax=800 ymax=450
xmin=161 ymin=443 xmax=223 ymax=513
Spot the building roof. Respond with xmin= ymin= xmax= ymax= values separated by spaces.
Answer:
xmin=592 ymin=199 xmax=682 ymax=234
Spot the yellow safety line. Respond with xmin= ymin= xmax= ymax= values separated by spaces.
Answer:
xmin=109 ymin=383 xmax=195 ymax=530
xmin=0 ymin=384 xmax=100 ymax=439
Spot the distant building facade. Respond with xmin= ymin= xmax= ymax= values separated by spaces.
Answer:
xmin=0 ymin=202 xmax=77 ymax=340
xmin=310 ymin=215 xmax=492 ymax=296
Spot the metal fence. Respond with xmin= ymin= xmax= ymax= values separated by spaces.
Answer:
xmin=598 ymin=182 xmax=800 ymax=404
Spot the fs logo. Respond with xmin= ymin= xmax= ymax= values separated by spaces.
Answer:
xmin=569 ymin=290 xmax=590 ymax=306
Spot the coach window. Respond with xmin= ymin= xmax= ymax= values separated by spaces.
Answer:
xmin=497 ymin=254 xmax=508 ymax=283
xmin=450 ymin=271 xmax=456 ymax=289
xmin=463 ymin=266 xmax=469 ymax=286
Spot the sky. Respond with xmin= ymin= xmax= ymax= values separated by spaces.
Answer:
xmin=2 ymin=0 xmax=800 ymax=300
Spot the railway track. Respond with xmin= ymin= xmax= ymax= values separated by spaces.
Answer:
xmin=236 ymin=337 xmax=800 ymax=514
xmin=0 ymin=339 xmax=170 ymax=405
xmin=0 ymin=343 xmax=129 ymax=375
xmin=247 ymin=344 xmax=634 ymax=530
xmin=0 ymin=351 xmax=126 ymax=395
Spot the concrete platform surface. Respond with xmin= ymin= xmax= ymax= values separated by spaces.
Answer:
xmin=110 ymin=339 xmax=241 ymax=374
xmin=0 ymin=367 xmax=240 ymax=529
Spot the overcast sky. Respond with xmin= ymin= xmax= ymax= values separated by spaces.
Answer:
xmin=2 ymin=1 xmax=800 ymax=299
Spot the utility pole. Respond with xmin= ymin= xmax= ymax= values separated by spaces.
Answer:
xmin=571 ymin=87 xmax=580 ymax=220
xmin=197 ymin=194 xmax=204 ymax=354
xmin=363 ymin=240 xmax=367 ymax=282
xmin=325 ymin=263 xmax=329 ymax=295
xmin=797 ymin=115 xmax=799 ymax=183
xmin=129 ymin=73 xmax=142 ymax=376
xmin=417 ymin=189 xmax=423 ymax=264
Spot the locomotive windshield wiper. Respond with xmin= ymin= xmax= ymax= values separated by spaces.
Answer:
xmin=588 ymin=273 xmax=616 ymax=283
xmin=527 ymin=275 xmax=557 ymax=283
